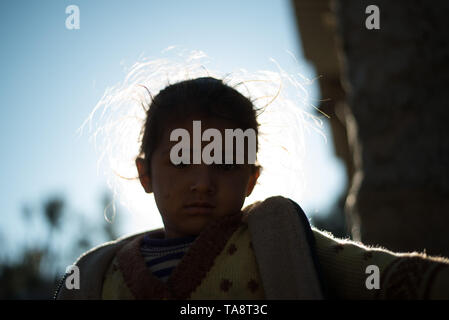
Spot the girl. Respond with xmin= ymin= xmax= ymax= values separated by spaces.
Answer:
xmin=56 ymin=63 xmax=449 ymax=300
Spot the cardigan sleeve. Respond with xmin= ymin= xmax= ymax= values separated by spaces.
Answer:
xmin=55 ymin=232 xmax=146 ymax=299
xmin=312 ymin=228 xmax=449 ymax=299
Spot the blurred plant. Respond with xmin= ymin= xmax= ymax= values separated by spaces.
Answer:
xmin=43 ymin=198 xmax=64 ymax=230
xmin=0 ymin=190 xmax=120 ymax=299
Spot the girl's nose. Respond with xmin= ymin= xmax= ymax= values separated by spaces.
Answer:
xmin=190 ymin=165 xmax=216 ymax=194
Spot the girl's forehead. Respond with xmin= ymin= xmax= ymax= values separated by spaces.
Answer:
xmin=162 ymin=115 xmax=240 ymax=135
xmin=156 ymin=115 xmax=248 ymax=154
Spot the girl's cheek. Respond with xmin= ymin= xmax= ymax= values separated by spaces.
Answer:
xmin=162 ymin=191 xmax=171 ymax=199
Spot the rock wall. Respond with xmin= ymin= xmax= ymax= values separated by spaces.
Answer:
xmin=333 ymin=0 xmax=449 ymax=256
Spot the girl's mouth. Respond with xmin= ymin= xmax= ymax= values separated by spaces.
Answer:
xmin=184 ymin=202 xmax=216 ymax=214
xmin=185 ymin=201 xmax=215 ymax=208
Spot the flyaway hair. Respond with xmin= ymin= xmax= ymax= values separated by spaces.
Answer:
xmin=77 ymin=47 xmax=326 ymax=228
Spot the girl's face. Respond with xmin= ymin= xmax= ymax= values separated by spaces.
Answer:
xmin=136 ymin=115 xmax=260 ymax=238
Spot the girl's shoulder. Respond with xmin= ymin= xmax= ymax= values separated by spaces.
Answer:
xmin=76 ymin=231 xmax=151 ymax=267
xmin=311 ymin=222 xmax=449 ymax=299
xmin=245 ymin=196 xmax=325 ymax=299
xmin=56 ymin=230 xmax=154 ymax=299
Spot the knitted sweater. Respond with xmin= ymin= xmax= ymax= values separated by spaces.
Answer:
xmin=313 ymin=228 xmax=449 ymax=299
xmin=101 ymin=215 xmax=265 ymax=299
xmin=56 ymin=196 xmax=449 ymax=300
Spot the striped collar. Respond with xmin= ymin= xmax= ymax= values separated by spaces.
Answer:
xmin=116 ymin=212 xmax=242 ymax=299
xmin=142 ymin=234 xmax=197 ymax=248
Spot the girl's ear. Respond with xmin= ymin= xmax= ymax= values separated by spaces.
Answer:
xmin=136 ymin=158 xmax=153 ymax=194
xmin=245 ymin=165 xmax=260 ymax=197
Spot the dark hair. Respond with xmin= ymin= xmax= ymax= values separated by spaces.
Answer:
xmin=138 ymin=77 xmax=260 ymax=174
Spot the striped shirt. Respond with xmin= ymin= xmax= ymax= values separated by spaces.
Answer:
xmin=140 ymin=234 xmax=197 ymax=282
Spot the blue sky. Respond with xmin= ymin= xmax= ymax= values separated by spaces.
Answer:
xmin=0 ymin=0 xmax=346 ymax=260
